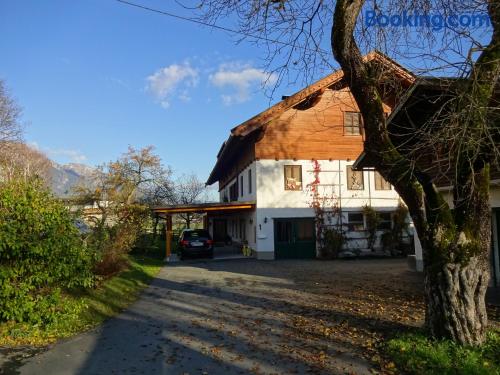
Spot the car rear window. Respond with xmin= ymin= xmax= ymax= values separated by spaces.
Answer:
xmin=183 ymin=230 xmax=210 ymax=239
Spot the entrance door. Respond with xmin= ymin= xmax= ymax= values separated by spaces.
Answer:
xmin=213 ymin=219 xmax=227 ymax=243
xmin=274 ymin=218 xmax=316 ymax=259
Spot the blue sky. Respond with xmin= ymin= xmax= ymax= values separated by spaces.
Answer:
xmin=0 ymin=0 xmax=299 ymax=181
xmin=0 ymin=1 xmax=492 ymax=182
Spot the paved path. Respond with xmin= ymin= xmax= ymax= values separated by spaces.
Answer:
xmin=6 ymin=259 xmax=428 ymax=375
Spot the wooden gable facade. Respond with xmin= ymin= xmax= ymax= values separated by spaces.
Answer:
xmin=207 ymin=51 xmax=415 ymax=190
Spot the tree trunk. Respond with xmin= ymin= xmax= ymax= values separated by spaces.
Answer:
xmin=424 ymin=256 xmax=490 ymax=345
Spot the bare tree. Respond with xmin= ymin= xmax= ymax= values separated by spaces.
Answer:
xmin=0 ymin=80 xmax=23 ymax=149
xmin=0 ymin=142 xmax=51 ymax=183
xmin=169 ymin=174 xmax=206 ymax=228
xmin=193 ymin=0 xmax=499 ymax=345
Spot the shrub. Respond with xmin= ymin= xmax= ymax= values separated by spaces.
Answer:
xmin=385 ymin=331 xmax=500 ymax=375
xmin=320 ymin=226 xmax=345 ymax=259
xmin=0 ymin=179 xmax=95 ymax=324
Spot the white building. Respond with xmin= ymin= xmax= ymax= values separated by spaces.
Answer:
xmin=205 ymin=52 xmax=415 ymax=260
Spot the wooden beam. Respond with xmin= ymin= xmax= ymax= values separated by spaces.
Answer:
xmin=165 ymin=215 xmax=173 ymax=261
xmin=154 ymin=204 xmax=255 ymax=214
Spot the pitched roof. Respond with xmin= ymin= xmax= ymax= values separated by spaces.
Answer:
xmin=207 ymin=51 xmax=415 ymax=185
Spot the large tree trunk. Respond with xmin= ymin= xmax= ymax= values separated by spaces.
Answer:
xmin=425 ymin=256 xmax=490 ymax=345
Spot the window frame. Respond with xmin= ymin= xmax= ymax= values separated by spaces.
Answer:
xmin=240 ymin=175 xmax=244 ymax=196
xmin=344 ymin=111 xmax=363 ymax=136
xmin=346 ymin=165 xmax=365 ymax=190
xmin=347 ymin=212 xmax=365 ymax=232
xmin=284 ymin=165 xmax=303 ymax=191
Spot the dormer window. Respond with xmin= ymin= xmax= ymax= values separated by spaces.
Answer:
xmin=344 ymin=111 xmax=363 ymax=135
xmin=284 ymin=165 xmax=302 ymax=190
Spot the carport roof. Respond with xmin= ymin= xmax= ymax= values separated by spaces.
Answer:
xmin=152 ymin=201 xmax=255 ymax=216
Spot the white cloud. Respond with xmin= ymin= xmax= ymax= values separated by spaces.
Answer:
xmin=146 ymin=62 xmax=199 ymax=109
xmin=29 ymin=142 xmax=87 ymax=163
xmin=46 ymin=148 xmax=87 ymax=163
xmin=209 ymin=63 xmax=277 ymax=105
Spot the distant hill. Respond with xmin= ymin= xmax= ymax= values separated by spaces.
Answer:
xmin=50 ymin=162 xmax=96 ymax=197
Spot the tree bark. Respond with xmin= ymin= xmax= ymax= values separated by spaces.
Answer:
xmin=425 ymin=256 xmax=490 ymax=344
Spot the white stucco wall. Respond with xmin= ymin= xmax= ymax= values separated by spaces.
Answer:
xmin=256 ymin=159 xmax=401 ymax=209
xmin=254 ymin=159 xmax=403 ymax=258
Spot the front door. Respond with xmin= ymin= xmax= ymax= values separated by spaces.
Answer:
xmin=274 ymin=218 xmax=316 ymax=259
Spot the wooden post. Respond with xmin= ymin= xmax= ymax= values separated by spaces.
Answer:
xmin=165 ymin=215 xmax=173 ymax=262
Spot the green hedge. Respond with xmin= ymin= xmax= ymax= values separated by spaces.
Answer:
xmin=0 ymin=179 xmax=95 ymax=324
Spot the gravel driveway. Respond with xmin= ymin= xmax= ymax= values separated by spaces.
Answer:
xmin=4 ymin=259 xmax=430 ymax=374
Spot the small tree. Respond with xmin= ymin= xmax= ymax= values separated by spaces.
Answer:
xmin=73 ymin=146 xmax=171 ymax=275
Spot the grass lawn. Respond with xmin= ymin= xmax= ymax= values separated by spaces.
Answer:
xmin=0 ymin=254 xmax=163 ymax=347
xmin=385 ymin=331 xmax=500 ymax=375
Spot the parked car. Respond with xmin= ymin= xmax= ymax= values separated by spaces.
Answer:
xmin=178 ymin=229 xmax=214 ymax=260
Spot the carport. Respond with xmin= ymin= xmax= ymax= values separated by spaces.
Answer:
xmin=152 ymin=201 xmax=256 ymax=261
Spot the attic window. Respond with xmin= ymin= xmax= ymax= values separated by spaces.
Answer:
xmin=344 ymin=112 xmax=363 ymax=135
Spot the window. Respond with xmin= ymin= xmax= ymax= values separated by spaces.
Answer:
xmin=347 ymin=166 xmax=364 ymax=190
xmin=374 ymin=171 xmax=391 ymax=190
xmin=378 ymin=212 xmax=392 ymax=230
xmin=229 ymin=181 xmax=238 ymax=201
xmin=240 ymin=175 xmax=244 ymax=196
xmin=182 ymin=229 xmax=210 ymax=239
xmin=344 ymin=112 xmax=362 ymax=135
xmin=348 ymin=212 xmax=364 ymax=231
xmin=284 ymin=165 xmax=302 ymax=190
xmin=248 ymin=169 xmax=252 ymax=194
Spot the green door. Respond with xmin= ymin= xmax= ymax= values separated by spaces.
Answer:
xmin=274 ymin=218 xmax=316 ymax=259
